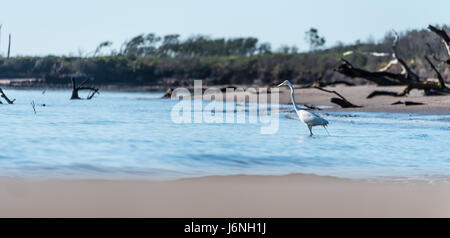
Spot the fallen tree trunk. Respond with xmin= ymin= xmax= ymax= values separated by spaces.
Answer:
xmin=335 ymin=30 xmax=450 ymax=96
xmin=334 ymin=59 xmax=402 ymax=86
xmin=336 ymin=59 xmax=450 ymax=96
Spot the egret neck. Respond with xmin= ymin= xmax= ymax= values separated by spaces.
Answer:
xmin=286 ymin=82 xmax=301 ymax=112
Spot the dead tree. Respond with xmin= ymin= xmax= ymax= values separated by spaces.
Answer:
xmin=335 ymin=30 xmax=450 ymax=96
xmin=70 ymin=77 xmax=99 ymax=100
xmin=428 ymin=25 xmax=450 ymax=65
xmin=0 ymin=88 xmax=15 ymax=104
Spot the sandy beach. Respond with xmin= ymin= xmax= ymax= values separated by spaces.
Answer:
xmin=1 ymin=174 xmax=450 ymax=218
xmin=190 ymin=85 xmax=450 ymax=114
xmin=278 ymin=85 xmax=450 ymax=114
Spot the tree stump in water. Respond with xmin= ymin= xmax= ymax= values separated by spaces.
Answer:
xmin=70 ymin=77 xmax=99 ymax=100
xmin=162 ymin=88 xmax=173 ymax=98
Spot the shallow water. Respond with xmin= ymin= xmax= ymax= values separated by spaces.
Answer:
xmin=0 ymin=89 xmax=449 ymax=181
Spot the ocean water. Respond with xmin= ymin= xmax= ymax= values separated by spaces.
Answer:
xmin=0 ymin=89 xmax=449 ymax=181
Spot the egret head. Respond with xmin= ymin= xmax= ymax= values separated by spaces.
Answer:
xmin=277 ymin=80 xmax=291 ymax=87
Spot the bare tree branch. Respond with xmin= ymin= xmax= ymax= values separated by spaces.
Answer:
xmin=391 ymin=31 xmax=419 ymax=80
xmin=77 ymin=78 xmax=91 ymax=88
xmin=428 ymin=25 xmax=450 ymax=58
xmin=425 ymin=56 xmax=446 ymax=89
xmin=378 ymin=58 xmax=399 ymax=72
xmin=31 ymin=100 xmax=36 ymax=114
xmin=313 ymin=86 xmax=361 ymax=108
xmin=0 ymin=88 xmax=15 ymax=104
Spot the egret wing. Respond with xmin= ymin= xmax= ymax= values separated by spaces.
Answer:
xmin=298 ymin=110 xmax=329 ymax=126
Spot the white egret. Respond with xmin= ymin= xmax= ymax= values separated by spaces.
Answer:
xmin=278 ymin=80 xmax=329 ymax=136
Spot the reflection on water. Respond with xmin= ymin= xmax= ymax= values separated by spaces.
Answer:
xmin=0 ymin=89 xmax=449 ymax=181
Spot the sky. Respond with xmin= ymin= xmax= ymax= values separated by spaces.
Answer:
xmin=0 ymin=0 xmax=449 ymax=56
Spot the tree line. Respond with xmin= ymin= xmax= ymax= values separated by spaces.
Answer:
xmin=0 ymin=26 xmax=448 ymax=88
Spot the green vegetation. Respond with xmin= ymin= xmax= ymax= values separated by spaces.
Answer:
xmin=0 ymin=26 xmax=448 ymax=88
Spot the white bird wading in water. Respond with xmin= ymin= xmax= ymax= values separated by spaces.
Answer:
xmin=278 ymin=80 xmax=330 ymax=136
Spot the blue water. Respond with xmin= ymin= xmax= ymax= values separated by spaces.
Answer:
xmin=0 ymin=89 xmax=449 ymax=180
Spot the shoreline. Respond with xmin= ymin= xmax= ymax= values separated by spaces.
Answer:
xmin=3 ymin=85 xmax=450 ymax=115
xmin=317 ymin=106 xmax=450 ymax=115
xmin=1 ymin=173 xmax=450 ymax=217
xmin=179 ymin=84 xmax=450 ymax=115
xmin=2 ymin=171 xmax=450 ymax=183
xmin=264 ymin=85 xmax=450 ymax=115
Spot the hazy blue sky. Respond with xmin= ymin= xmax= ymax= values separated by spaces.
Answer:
xmin=0 ymin=0 xmax=449 ymax=56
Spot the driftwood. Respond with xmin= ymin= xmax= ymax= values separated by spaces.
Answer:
xmin=70 ymin=77 xmax=99 ymax=100
xmin=391 ymin=101 xmax=425 ymax=106
xmin=336 ymin=30 xmax=450 ymax=96
xmin=0 ymin=88 xmax=15 ymax=104
xmin=313 ymin=86 xmax=361 ymax=108
xmin=366 ymin=90 xmax=404 ymax=99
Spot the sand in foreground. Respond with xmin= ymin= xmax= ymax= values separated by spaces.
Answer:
xmin=1 ymin=174 xmax=449 ymax=217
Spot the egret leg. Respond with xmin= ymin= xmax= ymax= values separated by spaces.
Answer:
xmin=308 ymin=125 xmax=313 ymax=136
xmin=323 ymin=125 xmax=330 ymax=136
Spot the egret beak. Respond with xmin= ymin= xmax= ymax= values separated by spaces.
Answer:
xmin=277 ymin=81 xmax=286 ymax=87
